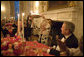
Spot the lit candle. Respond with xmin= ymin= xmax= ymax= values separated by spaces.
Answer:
xmin=22 ymin=13 xmax=25 ymax=41
xmin=13 ymin=17 xmax=15 ymax=21
xmin=4 ymin=17 xmax=6 ymax=23
xmin=18 ymin=14 xmax=20 ymax=36
xmin=11 ymin=17 xmax=13 ymax=19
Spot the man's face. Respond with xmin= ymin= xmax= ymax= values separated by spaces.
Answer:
xmin=61 ymin=23 xmax=67 ymax=35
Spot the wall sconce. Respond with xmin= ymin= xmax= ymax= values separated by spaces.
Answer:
xmin=1 ymin=5 xmax=5 ymax=12
xmin=31 ymin=1 xmax=39 ymax=15
xmin=35 ymin=1 xmax=39 ymax=7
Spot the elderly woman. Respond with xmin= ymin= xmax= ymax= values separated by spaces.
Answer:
xmin=38 ymin=19 xmax=52 ymax=46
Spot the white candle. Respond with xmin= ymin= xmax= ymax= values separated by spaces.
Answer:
xmin=14 ymin=17 xmax=15 ymax=20
xmin=18 ymin=14 xmax=20 ymax=36
xmin=22 ymin=13 xmax=25 ymax=40
xmin=4 ymin=17 xmax=6 ymax=23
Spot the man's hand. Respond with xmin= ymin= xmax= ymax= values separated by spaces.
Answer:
xmin=55 ymin=35 xmax=67 ymax=52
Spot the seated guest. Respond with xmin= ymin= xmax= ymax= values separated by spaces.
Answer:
xmin=58 ymin=21 xmax=78 ymax=46
xmin=57 ymin=21 xmax=78 ymax=55
xmin=49 ymin=21 xmax=78 ymax=56
xmin=38 ymin=19 xmax=52 ymax=46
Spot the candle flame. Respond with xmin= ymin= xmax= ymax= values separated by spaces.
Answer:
xmin=22 ymin=13 xmax=25 ymax=16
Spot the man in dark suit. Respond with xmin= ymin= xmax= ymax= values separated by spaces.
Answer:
xmin=56 ymin=21 xmax=78 ymax=55
xmin=59 ymin=21 xmax=78 ymax=48
xmin=49 ymin=21 xmax=78 ymax=56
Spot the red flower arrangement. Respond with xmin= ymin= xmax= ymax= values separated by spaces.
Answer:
xmin=1 ymin=36 xmax=24 ymax=56
xmin=1 ymin=36 xmax=53 ymax=56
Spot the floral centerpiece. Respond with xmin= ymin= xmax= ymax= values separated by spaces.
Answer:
xmin=1 ymin=36 xmax=25 ymax=56
xmin=1 ymin=36 xmax=53 ymax=56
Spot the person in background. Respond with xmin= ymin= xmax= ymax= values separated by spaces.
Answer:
xmin=12 ymin=20 xmax=17 ymax=29
xmin=12 ymin=20 xmax=17 ymax=37
xmin=25 ymin=15 xmax=33 ymax=40
xmin=24 ymin=19 xmax=28 ymax=40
